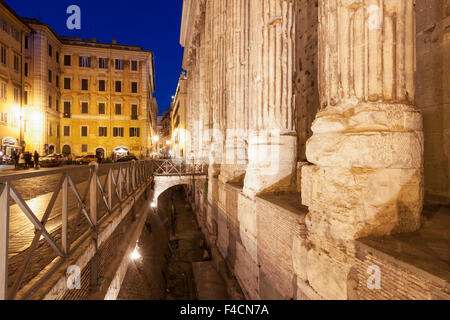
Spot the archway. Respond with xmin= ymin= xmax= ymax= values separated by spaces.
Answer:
xmin=62 ymin=145 xmax=71 ymax=156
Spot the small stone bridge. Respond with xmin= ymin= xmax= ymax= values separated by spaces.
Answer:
xmin=152 ymin=159 xmax=208 ymax=201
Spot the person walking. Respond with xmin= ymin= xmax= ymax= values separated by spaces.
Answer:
xmin=33 ymin=151 xmax=40 ymax=169
xmin=25 ymin=152 xmax=32 ymax=169
xmin=18 ymin=152 xmax=25 ymax=169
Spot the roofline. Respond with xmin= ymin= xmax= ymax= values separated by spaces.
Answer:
xmin=22 ymin=18 xmax=153 ymax=54
xmin=0 ymin=0 xmax=32 ymax=32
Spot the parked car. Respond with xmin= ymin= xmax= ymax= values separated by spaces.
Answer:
xmin=75 ymin=155 xmax=98 ymax=165
xmin=116 ymin=155 xmax=138 ymax=163
xmin=39 ymin=153 xmax=67 ymax=167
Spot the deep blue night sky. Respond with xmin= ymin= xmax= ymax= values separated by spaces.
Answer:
xmin=9 ymin=0 xmax=184 ymax=115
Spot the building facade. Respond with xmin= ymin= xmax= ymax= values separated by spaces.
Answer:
xmin=170 ymin=72 xmax=188 ymax=160
xmin=0 ymin=1 xmax=31 ymax=160
xmin=0 ymin=1 xmax=157 ymax=161
xmin=179 ymin=0 xmax=449 ymax=300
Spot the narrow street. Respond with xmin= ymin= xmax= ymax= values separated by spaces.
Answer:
xmin=118 ymin=187 xmax=228 ymax=300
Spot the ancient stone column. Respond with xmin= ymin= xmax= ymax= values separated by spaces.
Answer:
xmin=243 ymin=0 xmax=297 ymax=198
xmin=302 ymin=0 xmax=424 ymax=240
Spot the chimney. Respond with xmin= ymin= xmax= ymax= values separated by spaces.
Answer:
xmin=112 ymin=38 xmax=117 ymax=44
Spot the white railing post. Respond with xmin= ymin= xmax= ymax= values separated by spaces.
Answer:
xmin=107 ymin=168 xmax=113 ymax=210
xmin=0 ymin=182 xmax=9 ymax=300
xmin=118 ymin=166 xmax=123 ymax=201
xmin=89 ymin=162 xmax=98 ymax=228
xmin=62 ymin=172 xmax=69 ymax=254
xmin=131 ymin=161 xmax=136 ymax=191
xmin=89 ymin=162 xmax=99 ymax=291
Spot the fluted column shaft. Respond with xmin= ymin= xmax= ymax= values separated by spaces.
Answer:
xmin=302 ymin=0 xmax=424 ymax=240
xmin=243 ymin=0 xmax=297 ymax=198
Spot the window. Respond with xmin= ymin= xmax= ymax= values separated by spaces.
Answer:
xmin=0 ymin=112 xmax=7 ymax=124
xmin=131 ymin=60 xmax=138 ymax=71
xmin=48 ymin=44 xmax=52 ymax=57
xmin=98 ymin=80 xmax=106 ymax=92
xmin=57 ymin=124 xmax=60 ymax=137
xmin=56 ymin=75 xmax=59 ymax=88
xmin=81 ymin=79 xmax=89 ymax=90
xmin=64 ymin=78 xmax=71 ymax=89
xmin=113 ymin=127 xmax=124 ymax=137
xmin=24 ymin=36 xmax=29 ymax=49
xmin=115 ymin=104 xmax=122 ymax=115
xmin=49 ymin=123 xmax=52 ymax=136
xmin=24 ymin=63 xmax=28 ymax=77
xmin=1 ymin=82 xmax=6 ymax=100
xmin=99 ymin=58 xmax=108 ymax=69
xmin=81 ymin=102 xmax=88 ymax=114
xmin=115 ymin=81 xmax=122 ymax=93
xmin=99 ymin=127 xmax=107 ymax=137
xmin=98 ymin=103 xmax=106 ymax=114
xmin=79 ymin=56 xmax=91 ymax=68
xmin=63 ymin=101 xmax=71 ymax=118
xmin=13 ymin=54 xmax=19 ymax=72
xmin=129 ymin=127 xmax=140 ymax=137
xmin=81 ymin=126 xmax=88 ymax=137
xmin=11 ymin=27 xmax=19 ymax=42
xmin=63 ymin=126 xmax=70 ymax=136
xmin=1 ymin=20 xmax=8 ymax=33
xmin=24 ymin=91 xmax=28 ymax=105
xmin=131 ymin=104 xmax=138 ymax=120
xmin=56 ymin=99 xmax=59 ymax=112
xmin=131 ymin=82 xmax=138 ymax=93
xmin=64 ymin=55 xmax=71 ymax=66
xmin=13 ymin=87 xmax=19 ymax=103
xmin=1 ymin=45 xmax=6 ymax=65
xmin=49 ymin=95 xmax=52 ymax=108
xmin=82 ymin=144 xmax=88 ymax=153
xmin=48 ymin=70 xmax=52 ymax=83
xmin=115 ymin=59 xmax=123 ymax=70
xmin=56 ymin=52 xmax=59 ymax=63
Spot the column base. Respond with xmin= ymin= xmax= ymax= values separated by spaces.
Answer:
xmin=302 ymin=165 xmax=424 ymax=240
xmin=243 ymin=130 xmax=297 ymax=198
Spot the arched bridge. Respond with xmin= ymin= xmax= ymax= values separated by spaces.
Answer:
xmin=151 ymin=159 xmax=208 ymax=201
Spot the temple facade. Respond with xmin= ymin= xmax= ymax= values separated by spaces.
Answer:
xmin=179 ymin=0 xmax=449 ymax=299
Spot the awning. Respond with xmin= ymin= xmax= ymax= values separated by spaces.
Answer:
xmin=2 ymin=144 xmax=22 ymax=150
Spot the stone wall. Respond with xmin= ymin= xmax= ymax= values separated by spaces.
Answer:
xmin=295 ymin=0 xmax=320 ymax=161
xmin=416 ymin=0 xmax=450 ymax=202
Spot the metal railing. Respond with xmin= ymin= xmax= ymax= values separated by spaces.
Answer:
xmin=152 ymin=159 xmax=208 ymax=176
xmin=0 ymin=160 xmax=153 ymax=300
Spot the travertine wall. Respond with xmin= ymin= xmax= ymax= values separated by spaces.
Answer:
xmin=295 ymin=0 xmax=320 ymax=161
xmin=415 ymin=0 xmax=450 ymax=202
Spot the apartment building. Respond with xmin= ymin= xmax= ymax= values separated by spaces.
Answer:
xmin=0 ymin=0 xmax=157 ymax=161
xmin=0 ymin=0 xmax=31 ymax=159
xmin=170 ymin=72 xmax=187 ymax=160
